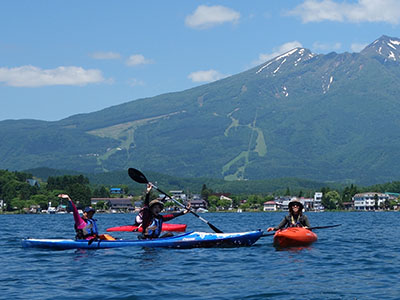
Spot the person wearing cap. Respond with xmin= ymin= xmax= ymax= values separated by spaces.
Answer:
xmin=137 ymin=184 xmax=190 ymax=239
xmin=267 ymin=199 xmax=311 ymax=232
xmin=58 ymin=194 xmax=99 ymax=240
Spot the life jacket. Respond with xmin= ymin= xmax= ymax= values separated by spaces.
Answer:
xmin=145 ymin=217 xmax=163 ymax=238
xmin=75 ymin=218 xmax=98 ymax=240
xmin=289 ymin=215 xmax=302 ymax=227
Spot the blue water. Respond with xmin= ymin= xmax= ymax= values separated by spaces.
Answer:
xmin=1 ymin=212 xmax=399 ymax=300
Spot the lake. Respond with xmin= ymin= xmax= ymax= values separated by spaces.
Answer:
xmin=1 ymin=211 xmax=399 ymax=299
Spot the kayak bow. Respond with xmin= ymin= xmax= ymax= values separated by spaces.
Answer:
xmin=273 ymin=227 xmax=318 ymax=248
xmin=22 ymin=230 xmax=263 ymax=250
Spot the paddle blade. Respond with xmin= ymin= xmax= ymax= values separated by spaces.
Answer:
xmin=208 ymin=222 xmax=223 ymax=234
xmin=128 ymin=168 xmax=149 ymax=184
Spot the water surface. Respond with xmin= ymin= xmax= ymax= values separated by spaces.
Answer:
xmin=1 ymin=212 xmax=399 ymax=299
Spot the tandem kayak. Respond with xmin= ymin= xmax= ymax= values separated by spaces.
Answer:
xmin=106 ymin=223 xmax=187 ymax=232
xmin=273 ymin=227 xmax=318 ymax=248
xmin=21 ymin=230 xmax=263 ymax=250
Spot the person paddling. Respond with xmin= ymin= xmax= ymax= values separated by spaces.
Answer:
xmin=136 ymin=184 xmax=190 ymax=239
xmin=267 ymin=199 xmax=311 ymax=232
xmin=59 ymin=194 xmax=114 ymax=241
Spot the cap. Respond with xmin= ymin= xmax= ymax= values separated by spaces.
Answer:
xmin=84 ymin=207 xmax=95 ymax=213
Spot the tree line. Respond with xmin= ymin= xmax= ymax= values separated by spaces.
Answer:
xmin=1 ymin=169 xmax=400 ymax=212
xmin=0 ymin=170 xmax=128 ymax=212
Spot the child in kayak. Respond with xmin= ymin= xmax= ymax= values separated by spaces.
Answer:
xmin=136 ymin=184 xmax=190 ymax=239
xmin=267 ymin=199 xmax=311 ymax=232
xmin=58 ymin=194 xmax=114 ymax=241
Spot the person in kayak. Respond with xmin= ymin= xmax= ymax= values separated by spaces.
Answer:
xmin=58 ymin=194 xmax=114 ymax=241
xmin=136 ymin=184 xmax=190 ymax=239
xmin=267 ymin=199 xmax=311 ymax=232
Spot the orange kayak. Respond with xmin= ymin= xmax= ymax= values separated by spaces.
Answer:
xmin=273 ymin=227 xmax=318 ymax=248
xmin=106 ymin=223 xmax=187 ymax=232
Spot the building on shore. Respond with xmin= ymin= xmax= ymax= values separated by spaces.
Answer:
xmin=352 ymin=192 xmax=389 ymax=210
xmin=91 ymin=197 xmax=135 ymax=213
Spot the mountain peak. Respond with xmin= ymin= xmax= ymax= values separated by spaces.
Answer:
xmin=361 ymin=35 xmax=400 ymax=61
xmin=255 ymin=47 xmax=315 ymax=75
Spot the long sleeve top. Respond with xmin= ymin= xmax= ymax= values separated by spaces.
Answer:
xmin=275 ymin=214 xmax=310 ymax=230
xmin=69 ymin=199 xmax=98 ymax=240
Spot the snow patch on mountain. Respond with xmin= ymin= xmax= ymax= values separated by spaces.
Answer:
xmin=322 ymin=75 xmax=334 ymax=94
xmin=256 ymin=47 xmax=314 ymax=75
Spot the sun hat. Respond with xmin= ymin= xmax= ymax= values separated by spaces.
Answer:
xmin=149 ymin=200 xmax=164 ymax=209
xmin=288 ymin=200 xmax=304 ymax=210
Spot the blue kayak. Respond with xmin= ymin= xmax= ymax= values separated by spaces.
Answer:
xmin=21 ymin=230 xmax=263 ymax=250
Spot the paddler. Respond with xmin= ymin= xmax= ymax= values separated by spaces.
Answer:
xmin=267 ymin=199 xmax=310 ymax=232
xmin=58 ymin=194 xmax=114 ymax=241
xmin=136 ymin=184 xmax=190 ymax=239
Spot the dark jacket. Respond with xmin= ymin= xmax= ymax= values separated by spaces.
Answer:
xmin=275 ymin=214 xmax=310 ymax=230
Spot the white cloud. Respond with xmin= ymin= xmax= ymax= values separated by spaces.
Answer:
xmin=126 ymin=54 xmax=154 ymax=66
xmin=128 ymin=78 xmax=145 ymax=87
xmin=253 ymin=41 xmax=303 ymax=65
xmin=0 ymin=65 xmax=105 ymax=87
xmin=188 ymin=69 xmax=227 ymax=82
xmin=351 ymin=42 xmax=368 ymax=52
xmin=185 ymin=5 xmax=240 ymax=29
xmin=90 ymin=51 xmax=121 ymax=60
xmin=312 ymin=41 xmax=342 ymax=51
xmin=288 ymin=0 xmax=400 ymax=24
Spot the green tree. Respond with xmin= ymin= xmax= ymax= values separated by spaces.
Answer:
xmin=93 ymin=186 xmax=110 ymax=198
xmin=66 ymin=183 xmax=92 ymax=208
xmin=201 ymin=184 xmax=212 ymax=201
xmin=322 ymin=191 xmax=341 ymax=210
xmin=30 ymin=194 xmax=52 ymax=210
xmin=374 ymin=194 xmax=379 ymax=210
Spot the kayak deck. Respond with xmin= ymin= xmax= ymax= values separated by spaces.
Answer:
xmin=106 ymin=223 xmax=187 ymax=232
xmin=22 ymin=230 xmax=263 ymax=250
xmin=273 ymin=227 xmax=318 ymax=248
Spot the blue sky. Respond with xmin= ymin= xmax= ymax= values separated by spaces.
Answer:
xmin=1 ymin=0 xmax=400 ymax=121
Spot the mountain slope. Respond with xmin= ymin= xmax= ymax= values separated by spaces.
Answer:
xmin=2 ymin=35 xmax=400 ymax=185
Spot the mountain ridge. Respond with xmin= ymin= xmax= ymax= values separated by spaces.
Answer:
xmin=2 ymin=35 xmax=400 ymax=185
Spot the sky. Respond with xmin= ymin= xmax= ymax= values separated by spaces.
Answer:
xmin=1 ymin=0 xmax=400 ymax=121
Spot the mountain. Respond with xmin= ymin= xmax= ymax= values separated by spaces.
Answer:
xmin=2 ymin=35 xmax=400 ymax=185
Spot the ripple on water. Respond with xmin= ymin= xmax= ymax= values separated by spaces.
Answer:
xmin=2 ymin=212 xmax=400 ymax=300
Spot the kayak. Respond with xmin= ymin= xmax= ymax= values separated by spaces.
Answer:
xmin=273 ymin=227 xmax=318 ymax=248
xmin=106 ymin=223 xmax=187 ymax=232
xmin=21 ymin=230 xmax=263 ymax=250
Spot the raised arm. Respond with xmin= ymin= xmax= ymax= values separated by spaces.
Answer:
xmin=59 ymin=194 xmax=86 ymax=230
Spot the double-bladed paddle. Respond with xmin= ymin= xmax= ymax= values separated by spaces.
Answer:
xmin=128 ymin=168 xmax=223 ymax=233
xmin=261 ymin=224 xmax=341 ymax=237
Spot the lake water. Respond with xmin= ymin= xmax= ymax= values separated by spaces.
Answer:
xmin=1 ymin=211 xmax=399 ymax=300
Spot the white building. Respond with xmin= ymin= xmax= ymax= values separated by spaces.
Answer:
xmin=353 ymin=192 xmax=389 ymax=210
xmin=263 ymin=201 xmax=278 ymax=211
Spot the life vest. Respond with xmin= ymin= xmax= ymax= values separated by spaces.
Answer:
xmin=145 ymin=217 xmax=162 ymax=238
xmin=289 ymin=215 xmax=301 ymax=227
xmin=75 ymin=218 xmax=98 ymax=240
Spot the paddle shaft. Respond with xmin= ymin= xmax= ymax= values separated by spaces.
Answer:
xmin=150 ymin=183 xmax=223 ymax=233
xmin=128 ymin=168 xmax=223 ymax=233
xmin=261 ymin=224 xmax=341 ymax=237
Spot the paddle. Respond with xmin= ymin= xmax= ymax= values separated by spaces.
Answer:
xmin=261 ymin=224 xmax=341 ymax=237
xmin=128 ymin=168 xmax=223 ymax=233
